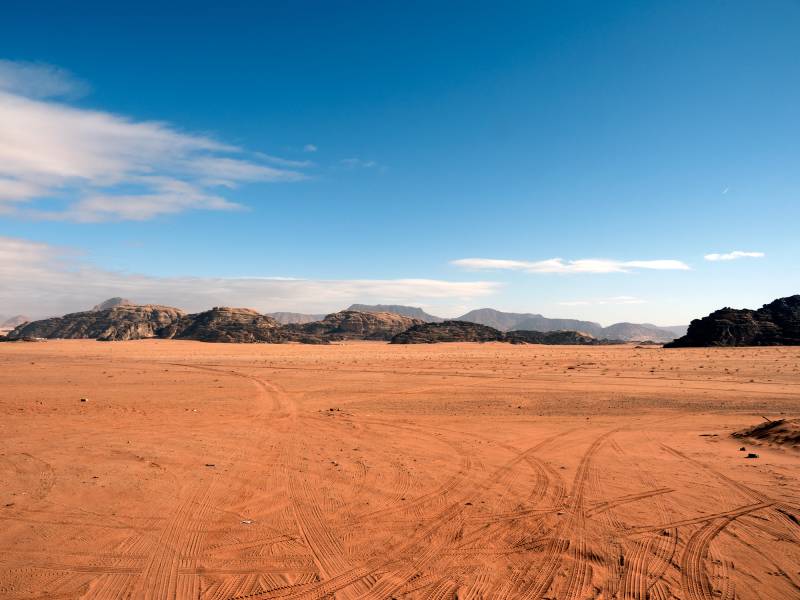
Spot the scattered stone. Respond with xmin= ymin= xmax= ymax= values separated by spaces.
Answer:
xmin=746 ymin=453 xmax=759 ymax=459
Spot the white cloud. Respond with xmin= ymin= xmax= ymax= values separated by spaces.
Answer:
xmin=0 ymin=59 xmax=308 ymax=221
xmin=0 ymin=59 xmax=89 ymax=99
xmin=304 ymin=144 xmax=318 ymax=153
xmin=451 ymin=257 xmax=690 ymax=274
xmin=558 ymin=296 xmax=646 ymax=307
xmin=0 ymin=236 xmax=499 ymax=318
xmin=704 ymin=251 xmax=764 ymax=262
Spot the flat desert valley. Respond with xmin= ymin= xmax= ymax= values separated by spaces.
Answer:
xmin=1 ymin=340 xmax=799 ymax=600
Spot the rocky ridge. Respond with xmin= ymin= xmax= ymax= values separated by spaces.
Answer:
xmin=348 ymin=304 xmax=444 ymax=323
xmin=391 ymin=321 xmax=504 ymax=344
xmin=163 ymin=307 xmax=285 ymax=343
xmin=391 ymin=321 xmax=624 ymax=345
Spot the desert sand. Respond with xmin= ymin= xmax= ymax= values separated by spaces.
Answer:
xmin=1 ymin=340 xmax=799 ymax=599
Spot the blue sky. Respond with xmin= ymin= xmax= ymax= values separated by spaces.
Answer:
xmin=1 ymin=1 xmax=798 ymax=323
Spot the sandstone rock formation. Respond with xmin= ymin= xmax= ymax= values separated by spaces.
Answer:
xmin=666 ymin=295 xmax=800 ymax=347
xmin=290 ymin=310 xmax=423 ymax=341
xmin=163 ymin=307 xmax=286 ymax=343
xmin=8 ymin=305 xmax=185 ymax=341
xmin=348 ymin=304 xmax=444 ymax=323
xmin=391 ymin=321 xmax=504 ymax=344
xmin=505 ymin=330 xmax=623 ymax=345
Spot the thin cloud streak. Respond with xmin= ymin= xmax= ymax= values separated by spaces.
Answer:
xmin=558 ymin=296 xmax=646 ymax=307
xmin=452 ymin=257 xmax=690 ymax=274
xmin=704 ymin=251 xmax=764 ymax=261
xmin=0 ymin=236 xmax=500 ymax=318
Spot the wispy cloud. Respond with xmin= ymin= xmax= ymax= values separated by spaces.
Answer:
xmin=0 ymin=236 xmax=499 ymax=317
xmin=451 ymin=257 xmax=690 ymax=274
xmin=0 ymin=59 xmax=90 ymax=99
xmin=340 ymin=157 xmax=377 ymax=169
xmin=303 ymin=144 xmax=318 ymax=153
xmin=704 ymin=250 xmax=764 ymax=262
xmin=0 ymin=59 xmax=308 ymax=221
xmin=558 ymin=296 xmax=646 ymax=307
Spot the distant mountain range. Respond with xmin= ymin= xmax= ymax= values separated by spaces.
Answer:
xmin=266 ymin=311 xmax=327 ymax=325
xmin=0 ymin=314 xmax=29 ymax=330
xmin=456 ymin=308 xmax=685 ymax=342
xmin=346 ymin=305 xmax=685 ymax=342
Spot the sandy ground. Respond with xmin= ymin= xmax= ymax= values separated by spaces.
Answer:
xmin=1 ymin=340 xmax=799 ymax=600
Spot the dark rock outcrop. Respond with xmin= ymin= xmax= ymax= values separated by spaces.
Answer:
xmin=391 ymin=321 xmax=504 ymax=344
xmin=733 ymin=418 xmax=800 ymax=449
xmin=290 ymin=310 xmax=423 ymax=341
xmin=666 ymin=295 xmax=800 ymax=347
xmin=505 ymin=330 xmax=623 ymax=345
xmin=392 ymin=321 xmax=625 ymax=345
xmin=163 ymin=307 xmax=286 ymax=343
xmin=348 ymin=304 xmax=444 ymax=323
xmin=7 ymin=305 xmax=185 ymax=341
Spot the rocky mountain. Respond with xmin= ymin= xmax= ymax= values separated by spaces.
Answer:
xmin=8 ymin=305 xmax=185 ymax=341
xmin=391 ymin=321 xmax=504 ymax=344
xmin=266 ymin=311 xmax=326 ymax=325
xmin=348 ymin=304 xmax=444 ymax=323
xmin=458 ymin=307 xmax=683 ymax=341
xmin=1 ymin=315 xmax=30 ymax=330
xmin=290 ymin=310 xmax=423 ymax=341
xmin=163 ymin=307 xmax=285 ymax=343
xmin=92 ymin=297 xmax=135 ymax=311
xmin=666 ymin=295 xmax=800 ymax=347
xmin=512 ymin=316 xmax=604 ymax=337
xmin=456 ymin=309 xmax=539 ymax=332
xmin=601 ymin=322 xmax=680 ymax=343
xmin=505 ymin=330 xmax=623 ymax=345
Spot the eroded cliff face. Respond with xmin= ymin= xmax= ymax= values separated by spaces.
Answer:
xmin=391 ymin=321 xmax=505 ymax=344
xmin=666 ymin=295 xmax=800 ymax=347
xmin=287 ymin=310 xmax=424 ymax=341
xmin=8 ymin=305 xmax=185 ymax=341
xmin=162 ymin=307 xmax=284 ymax=343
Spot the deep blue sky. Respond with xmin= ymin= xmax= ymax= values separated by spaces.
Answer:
xmin=1 ymin=1 xmax=798 ymax=322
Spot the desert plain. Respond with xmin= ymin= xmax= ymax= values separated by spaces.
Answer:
xmin=0 ymin=340 xmax=799 ymax=600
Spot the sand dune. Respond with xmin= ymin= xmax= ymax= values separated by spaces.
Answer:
xmin=1 ymin=341 xmax=798 ymax=599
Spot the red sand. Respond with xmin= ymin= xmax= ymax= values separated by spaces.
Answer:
xmin=1 ymin=340 xmax=799 ymax=599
